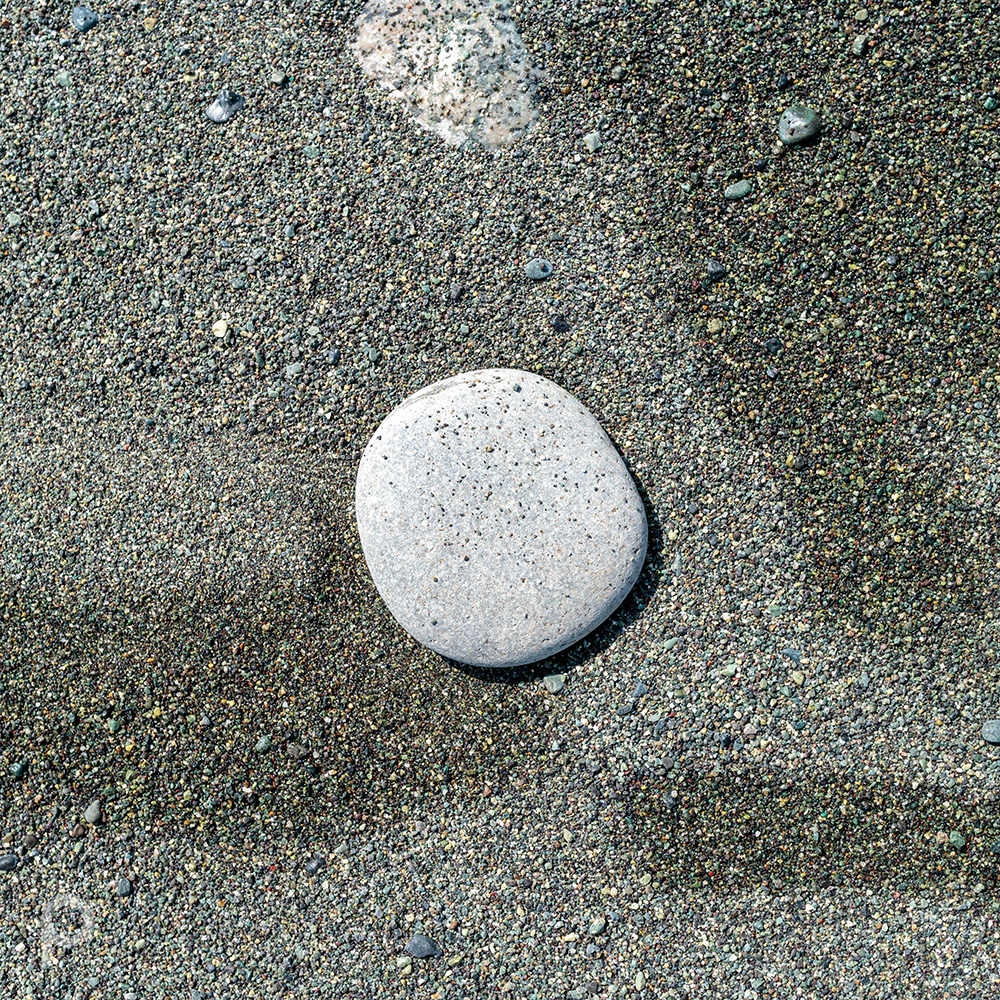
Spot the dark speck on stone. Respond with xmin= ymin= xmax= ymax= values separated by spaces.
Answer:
xmin=305 ymin=857 xmax=325 ymax=875
xmin=405 ymin=933 xmax=443 ymax=958
xmin=549 ymin=314 xmax=570 ymax=333
xmin=753 ymin=158 xmax=770 ymax=171
xmin=72 ymin=5 xmax=99 ymax=32
xmin=765 ymin=338 xmax=783 ymax=356
xmin=206 ymin=88 xmax=245 ymax=124
xmin=706 ymin=260 xmax=727 ymax=281
xmin=777 ymin=74 xmax=792 ymax=91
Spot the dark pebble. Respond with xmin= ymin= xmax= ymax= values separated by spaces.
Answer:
xmin=117 ymin=877 xmax=133 ymax=897
xmin=0 ymin=854 xmax=18 ymax=872
xmin=405 ymin=933 xmax=443 ymax=958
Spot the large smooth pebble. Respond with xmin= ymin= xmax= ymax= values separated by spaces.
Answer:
xmin=355 ymin=369 xmax=648 ymax=669
xmin=778 ymin=104 xmax=822 ymax=145
xmin=72 ymin=6 xmax=99 ymax=32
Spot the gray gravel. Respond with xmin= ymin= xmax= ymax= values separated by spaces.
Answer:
xmin=2 ymin=1 xmax=1000 ymax=998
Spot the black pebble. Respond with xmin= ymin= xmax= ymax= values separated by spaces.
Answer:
xmin=549 ymin=314 xmax=570 ymax=334
xmin=765 ymin=338 xmax=783 ymax=356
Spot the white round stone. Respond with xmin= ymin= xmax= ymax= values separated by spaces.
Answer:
xmin=355 ymin=369 xmax=648 ymax=668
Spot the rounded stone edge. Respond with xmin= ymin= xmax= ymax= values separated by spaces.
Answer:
xmin=354 ymin=368 xmax=651 ymax=669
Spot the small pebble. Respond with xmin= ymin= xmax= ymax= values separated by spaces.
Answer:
xmin=525 ymin=258 xmax=553 ymax=280
xmin=0 ymin=854 xmax=18 ymax=873
xmin=205 ymin=88 xmax=245 ymax=124
xmin=84 ymin=800 xmax=102 ymax=824
xmin=71 ymin=5 xmax=99 ymax=32
xmin=117 ymin=877 xmax=132 ymax=897
xmin=583 ymin=131 xmax=603 ymax=153
xmin=405 ymin=934 xmax=443 ymax=958
xmin=778 ymin=104 xmax=823 ymax=145
xmin=724 ymin=179 xmax=752 ymax=200
xmin=981 ymin=720 xmax=1000 ymax=745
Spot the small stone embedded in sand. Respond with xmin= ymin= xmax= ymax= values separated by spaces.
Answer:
xmin=351 ymin=0 xmax=546 ymax=151
xmin=355 ymin=369 xmax=648 ymax=669
xmin=778 ymin=104 xmax=823 ymax=145
xmin=72 ymin=5 xmax=99 ymax=32
xmin=205 ymin=88 xmax=245 ymax=124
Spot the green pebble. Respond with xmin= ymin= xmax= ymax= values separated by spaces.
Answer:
xmin=9 ymin=762 xmax=27 ymax=779
xmin=724 ymin=179 xmax=753 ymax=200
xmin=255 ymin=735 xmax=272 ymax=753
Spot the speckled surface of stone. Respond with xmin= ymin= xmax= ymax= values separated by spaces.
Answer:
xmin=355 ymin=369 xmax=648 ymax=668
